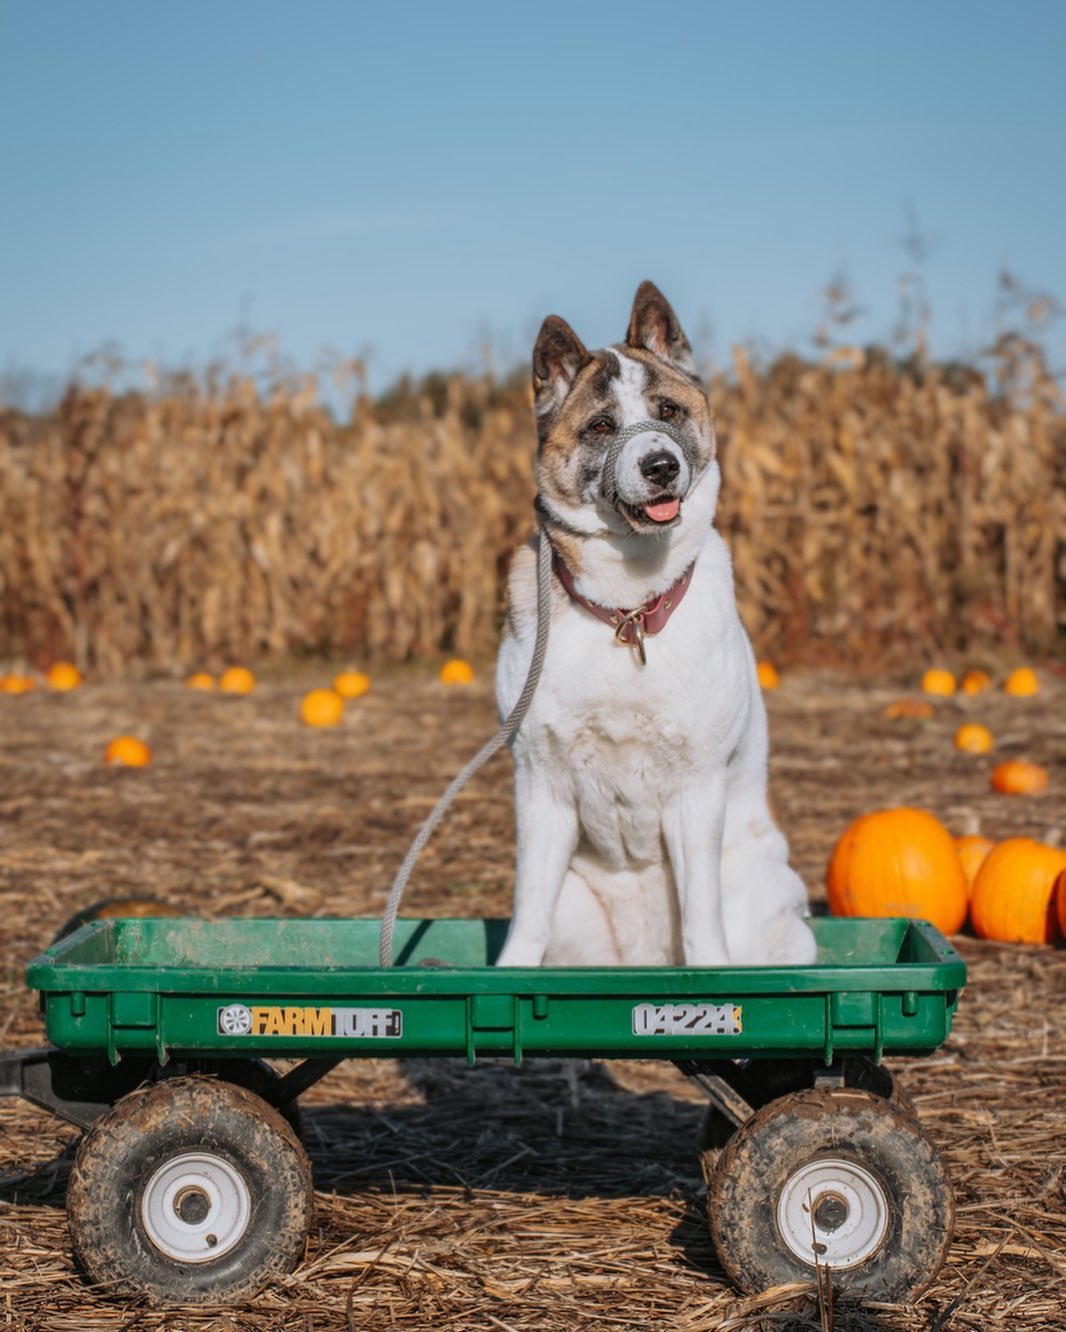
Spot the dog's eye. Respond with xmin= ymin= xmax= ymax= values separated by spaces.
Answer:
xmin=659 ymin=400 xmax=681 ymax=421
xmin=587 ymin=416 xmax=614 ymax=435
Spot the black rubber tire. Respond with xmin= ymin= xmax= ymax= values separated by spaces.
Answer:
xmin=67 ymin=1076 xmax=313 ymax=1305
xmin=708 ymin=1087 xmax=955 ymax=1301
xmin=699 ymin=1057 xmax=916 ymax=1151
xmin=178 ymin=1058 xmax=303 ymax=1137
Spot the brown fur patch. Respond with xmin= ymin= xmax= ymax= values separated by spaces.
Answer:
xmin=539 ymin=351 xmax=622 ymax=462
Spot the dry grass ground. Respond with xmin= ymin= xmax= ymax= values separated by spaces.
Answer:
xmin=1 ymin=665 xmax=1064 ymax=1330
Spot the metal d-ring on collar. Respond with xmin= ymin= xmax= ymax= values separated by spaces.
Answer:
xmin=613 ymin=604 xmax=650 ymax=663
xmin=551 ymin=549 xmax=695 ymax=667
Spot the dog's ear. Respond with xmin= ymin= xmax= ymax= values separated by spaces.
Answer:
xmin=532 ymin=315 xmax=591 ymax=438
xmin=626 ymin=281 xmax=698 ymax=378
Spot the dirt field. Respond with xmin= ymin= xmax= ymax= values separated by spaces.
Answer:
xmin=1 ymin=665 xmax=1064 ymax=1330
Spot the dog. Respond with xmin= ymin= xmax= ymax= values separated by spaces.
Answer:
xmin=494 ymin=282 xmax=816 ymax=968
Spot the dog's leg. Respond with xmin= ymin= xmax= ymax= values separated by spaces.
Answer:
xmin=662 ymin=774 xmax=731 ymax=967
xmin=496 ymin=763 xmax=579 ymax=966
xmin=719 ymin=747 xmax=817 ymax=966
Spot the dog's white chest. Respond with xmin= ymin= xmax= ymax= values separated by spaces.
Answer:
xmin=509 ymin=565 xmax=750 ymax=871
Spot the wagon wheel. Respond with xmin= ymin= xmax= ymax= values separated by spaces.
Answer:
xmin=176 ymin=1058 xmax=303 ymax=1136
xmin=708 ymin=1087 xmax=954 ymax=1301
xmin=699 ymin=1056 xmax=916 ymax=1151
xmin=67 ymin=1076 xmax=313 ymax=1305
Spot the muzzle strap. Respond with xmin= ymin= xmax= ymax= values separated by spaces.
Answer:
xmin=601 ymin=417 xmax=700 ymax=504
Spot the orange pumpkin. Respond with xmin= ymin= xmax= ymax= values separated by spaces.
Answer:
xmin=1003 ymin=667 xmax=1039 ymax=697
xmin=186 ymin=672 xmax=216 ymax=690
xmin=439 ymin=659 xmax=476 ymax=686
xmin=883 ymin=699 xmax=934 ymax=720
xmin=955 ymin=834 xmax=996 ymax=894
xmin=921 ymin=669 xmax=956 ymax=697
xmin=333 ymin=669 xmax=371 ymax=699
xmin=970 ymin=838 xmax=1066 ymax=945
xmin=756 ymin=661 xmax=780 ymax=690
xmin=104 ymin=736 xmax=152 ymax=767
xmin=47 ymin=661 xmax=82 ymax=691
xmin=300 ymin=688 xmax=344 ymax=727
xmin=219 ymin=666 xmax=256 ymax=695
xmin=990 ymin=760 xmax=1048 ymax=795
xmin=960 ymin=669 xmax=991 ymax=696
xmin=827 ymin=808 xmax=968 ymax=935
xmin=1 ymin=674 xmax=37 ymax=694
xmin=1056 ymin=869 xmax=1066 ymax=939
xmin=954 ymin=723 xmax=994 ymax=755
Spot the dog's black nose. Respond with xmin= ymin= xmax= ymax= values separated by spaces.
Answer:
xmin=640 ymin=451 xmax=680 ymax=487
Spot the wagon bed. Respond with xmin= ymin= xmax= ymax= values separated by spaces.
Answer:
xmin=27 ymin=914 xmax=964 ymax=1067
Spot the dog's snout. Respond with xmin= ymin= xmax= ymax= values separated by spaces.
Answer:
xmin=640 ymin=450 xmax=680 ymax=487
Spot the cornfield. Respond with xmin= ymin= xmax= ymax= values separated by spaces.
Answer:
xmin=1 ymin=338 xmax=1063 ymax=677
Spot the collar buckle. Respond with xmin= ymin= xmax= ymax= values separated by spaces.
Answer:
xmin=614 ymin=606 xmax=649 ymax=664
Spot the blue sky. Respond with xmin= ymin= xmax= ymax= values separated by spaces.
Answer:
xmin=2 ymin=1 xmax=1064 ymax=399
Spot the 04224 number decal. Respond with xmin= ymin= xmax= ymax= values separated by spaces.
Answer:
xmin=632 ymin=1002 xmax=742 ymax=1037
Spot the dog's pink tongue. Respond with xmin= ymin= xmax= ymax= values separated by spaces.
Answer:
xmin=644 ymin=498 xmax=681 ymax=523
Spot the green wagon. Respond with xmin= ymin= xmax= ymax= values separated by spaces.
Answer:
xmin=2 ymin=913 xmax=966 ymax=1306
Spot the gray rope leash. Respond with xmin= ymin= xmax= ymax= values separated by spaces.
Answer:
xmin=378 ymin=526 xmax=554 ymax=966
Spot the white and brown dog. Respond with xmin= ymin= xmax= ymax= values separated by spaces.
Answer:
xmin=495 ymin=282 xmax=816 ymax=968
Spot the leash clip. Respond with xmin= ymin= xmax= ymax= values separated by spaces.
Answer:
xmin=614 ymin=607 xmax=648 ymax=665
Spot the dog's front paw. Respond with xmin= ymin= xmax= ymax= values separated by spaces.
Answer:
xmin=682 ymin=940 xmax=731 ymax=969
xmin=763 ymin=912 xmax=818 ymax=966
xmin=495 ymin=937 xmax=546 ymax=967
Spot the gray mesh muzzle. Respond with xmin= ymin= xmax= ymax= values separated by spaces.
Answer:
xmin=600 ymin=418 xmax=701 ymax=506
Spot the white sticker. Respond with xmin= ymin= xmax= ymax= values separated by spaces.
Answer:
xmin=632 ymin=1002 xmax=742 ymax=1037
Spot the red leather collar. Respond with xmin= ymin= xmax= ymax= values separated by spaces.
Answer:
xmin=553 ymin=550 xmax=695 ymax=662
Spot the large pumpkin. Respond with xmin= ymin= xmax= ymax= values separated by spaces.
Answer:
xmin=970 ymin=838 xmax=1066 ymax=945
xmin=827 ymin=808 xmax=968 ymax=935
xmin=955 ymin=834 xmax=996 ymax=895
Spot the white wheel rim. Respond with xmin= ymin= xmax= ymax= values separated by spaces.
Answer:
xmin=140 ymin=1152 xmax=252 ymax=1263
xmin=776 ymin=1157 xmax=890 ymax=1270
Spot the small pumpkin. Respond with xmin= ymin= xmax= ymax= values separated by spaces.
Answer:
xmin=990 ymin=760 xmax=1049 ymax=796
xmin=756 ymin=661 xmax=780 ymax=690
xmin=300 ymin=688 xmax=344 ymax=727
xmin=1003 ymin=667 xmax=1039 ymax=697
xmin=439 ymin=659 xmax=476 ymax=686
xmin=955 ymin=834 xmax=996 ymax=894
xmin=47 ymin=661 xmax=82 ymax=691
xmin=219 ymin=666 xmax=256 ymax=695
xmin=960 ymin=670 xmax=991 ymax=696
xmin=1 ymin=674 xmax=37 ymax=694
xmin=921 ymin=669 xmax=956 ymax=697
xmin=333 ymin=669 xmax=371 ymax=699
xmin=104 ymin=736 xmax=152 ymax=767
xmin=970 ymin=838 xmax=1066 ymax=945
xmin=827 ymin=807 xmax=968 ymax=935
xmin=883 ymin=699 xmax=934 ymax=720
xmin=186 ymin=672 xmax=215 ymax=690
xmin=954 ymin=723 xmax=994 ymax=755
